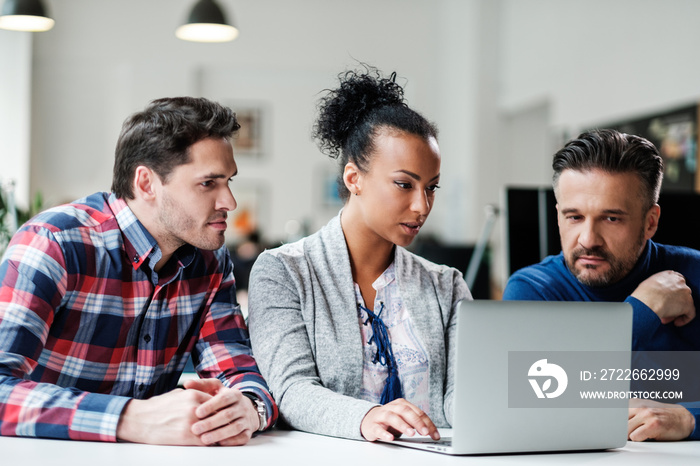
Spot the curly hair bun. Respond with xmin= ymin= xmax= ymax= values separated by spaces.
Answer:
xmin=313 ymin=65 xmax=406 ymax=158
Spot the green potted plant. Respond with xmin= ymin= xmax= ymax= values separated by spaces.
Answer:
xmin=0 ymin=187 xmax=43 ymax=258
xmin=0 ymin=188 xmax=13 ymax=257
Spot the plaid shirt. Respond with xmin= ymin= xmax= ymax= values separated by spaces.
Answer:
xmin=0 ymin=192 xmax=277 ymax=441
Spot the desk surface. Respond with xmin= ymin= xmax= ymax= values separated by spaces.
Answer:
xmin=2 ymin=428 xmax=698 ymax=465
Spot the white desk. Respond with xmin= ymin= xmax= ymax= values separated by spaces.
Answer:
xmin=1 ymin=428 xmax=698 ymax=465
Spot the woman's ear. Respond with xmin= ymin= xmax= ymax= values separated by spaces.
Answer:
xmin=133 ymin=166 xmax=158 ymax=201
xmin=343 ymin=162 xmax=362 ymax=196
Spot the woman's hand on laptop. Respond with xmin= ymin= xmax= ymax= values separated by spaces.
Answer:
xmin=360 ymin=399 xmax=440 ymax=442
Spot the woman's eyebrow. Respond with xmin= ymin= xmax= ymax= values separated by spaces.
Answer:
xmin=393 ymin=170 xmax=440 ymax=182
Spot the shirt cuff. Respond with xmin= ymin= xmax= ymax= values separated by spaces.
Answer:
xmin=239 ymin=386 xmax=276 ymax=431
xmin=69 ymin=392 xmax=131 ymax=442
xmin=679 ymin=403 xmax=700 ymax=440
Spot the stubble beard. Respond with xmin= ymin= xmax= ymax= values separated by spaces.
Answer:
xmin=158 ymin=192 xmax=225 ymax=252
xmin=566 ymin=229 xmax=646 ymax=287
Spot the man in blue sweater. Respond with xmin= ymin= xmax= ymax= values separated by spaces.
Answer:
xmin=503 ymin=129 xmax=700 ymax=442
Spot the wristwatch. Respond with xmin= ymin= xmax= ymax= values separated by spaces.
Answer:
xmin=245 ymin=394 xmax=267 ymax=431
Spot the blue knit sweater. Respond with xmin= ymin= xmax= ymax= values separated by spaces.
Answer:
xmin=503 ymin=240 xmax=700 ymax=440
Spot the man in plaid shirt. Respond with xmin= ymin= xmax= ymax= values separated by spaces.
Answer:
xmin=0 ymin=97 xmax=277 ymax=445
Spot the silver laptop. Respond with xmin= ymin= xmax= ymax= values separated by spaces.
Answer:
xmin=387 ymin=299 xmax=632 ymax=455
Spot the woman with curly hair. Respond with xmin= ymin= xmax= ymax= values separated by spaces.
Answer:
xmin=248 ymin=66 xmax=471 ymax=441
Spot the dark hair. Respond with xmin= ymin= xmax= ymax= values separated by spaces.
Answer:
xmin=312 ymin=65 xmax=438 ymax=201
xmin=111 ymin=96 xmax=240 ymax=199
xmin=552 ymin=129 xmax=663 ymax=211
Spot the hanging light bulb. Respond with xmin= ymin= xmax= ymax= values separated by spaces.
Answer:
xmin=176 ymin=0 xmax=238 ymax=43
xmin=0 ymin=0 xmax=54 ymax=32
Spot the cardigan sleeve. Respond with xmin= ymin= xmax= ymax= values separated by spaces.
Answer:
xmin=442 ymin=268 xmax=471 ymax=424
xmin=247 ymin=251 xmax=377 ymax=440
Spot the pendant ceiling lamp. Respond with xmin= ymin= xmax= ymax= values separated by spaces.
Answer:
xmin=0 ymin=0 xmax=54 ymax=32
xmin=176 ymin=0 xmax=238 ymax=43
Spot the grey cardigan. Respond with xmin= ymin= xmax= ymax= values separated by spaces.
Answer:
xmin=247 ymin=214 xmax=471 ymax=440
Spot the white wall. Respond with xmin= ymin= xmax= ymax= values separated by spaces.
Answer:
xmin=6 ymin=0 xmax=700 ymax=292
xmin=0 ymin=29 xmax=31 ymax=209
xmin=29 ymin=0 xmax=466 ymax=245
xmin=500 ymin=0 xmax=700 ymax=129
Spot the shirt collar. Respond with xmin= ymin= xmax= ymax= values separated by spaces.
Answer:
xmin=108 ymin=193 xmax=158 ymax=270
xmin=108 ymin=193 xmax=197 ymax=274
xmin=372 ymin=261 xmax=397 ymax=291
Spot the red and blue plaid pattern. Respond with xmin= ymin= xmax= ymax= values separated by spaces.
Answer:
xmin=0 ymin=192 xmax=276 ymax=441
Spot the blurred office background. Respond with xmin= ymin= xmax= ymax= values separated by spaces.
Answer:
xmin=2 ymin=0 xmax=700 ymax=299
